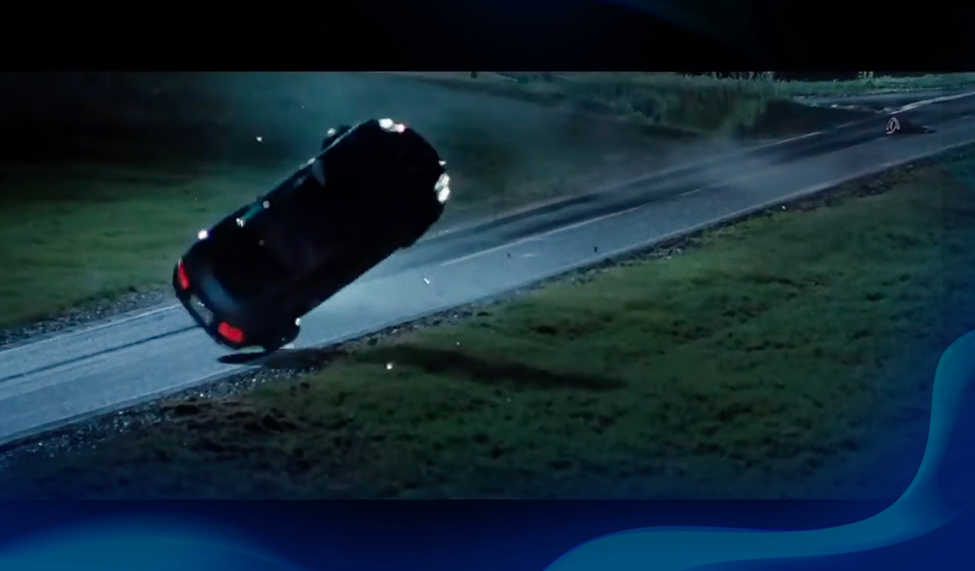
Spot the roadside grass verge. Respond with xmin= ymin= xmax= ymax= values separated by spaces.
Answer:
xmin=5 ymin=70 xmax=961 ymax=335
xmin=3 ymin=146 xmax=974 ymax=499
xmin=0 ymin=131 xmax=682 ymax=332
xmin=0 ymin=162 xmax=266 ymax=328
xmin=0 ymin=74 xmax=697 ymax=333
xmin=400 ymin=72 xmax=975 ymax=137
xmin=770 ymin=73 xmax=975 ymax=96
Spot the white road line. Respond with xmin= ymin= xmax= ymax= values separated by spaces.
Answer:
xmin=890 ymin=90 xmax=975 ymax=114
xmin=762 ymin=130 xmax=824 ymax=147
xmin=439 ymin=204 xmax=646 ymax=267
xmin=588 ymin=131 xmax=825 ymax=195
xmin=438 ymin=238 xmax=542 ymax=267
xmin=425 ymin=127 xmax=836 ymax=242
xmin=0 ymin=304 xmax=180 ymax=357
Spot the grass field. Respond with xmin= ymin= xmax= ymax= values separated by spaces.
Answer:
xmin=0 ymin=163 xmax=257 ymax=326
xmin=0 ymin=71 xmax=961 ymax=335
xmin=3 ymin=146 xmax=974 ymax=499
xmin=0 ymin=73 xmax=710 ymax=332
xmin=398 ymin=72 xmax=975 ymax=137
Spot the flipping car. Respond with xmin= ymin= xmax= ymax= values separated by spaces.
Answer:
xmin=173 ymin=118 xmax=450 ymax=352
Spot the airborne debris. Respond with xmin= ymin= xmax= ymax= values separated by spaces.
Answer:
xmin=256 ymin=136 xmax=263 ymax=142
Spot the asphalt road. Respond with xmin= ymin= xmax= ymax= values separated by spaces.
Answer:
xmin=1 ymin=90 xmax=974 ymax=446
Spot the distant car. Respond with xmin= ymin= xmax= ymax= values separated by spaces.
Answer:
xmin=885 ymin=115 xmax=934 ymax=135
xmin=173 ymin=118 xmax=450 ymax=352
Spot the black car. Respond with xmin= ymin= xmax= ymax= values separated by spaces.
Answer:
xmin=173 ymin=118 xmax=450 ymax=352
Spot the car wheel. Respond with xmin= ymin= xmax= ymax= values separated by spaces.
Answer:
xmin=886 ymin=116 xmax=901 ymax=135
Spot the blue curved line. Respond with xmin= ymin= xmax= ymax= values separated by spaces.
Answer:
xmin=546 ymin=328 xmax=975 ymax=571
xmin=0 ymin=517 xmax=306 ymax=571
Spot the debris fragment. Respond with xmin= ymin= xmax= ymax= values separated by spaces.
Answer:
xmin=386 ymin=362 xmax=394 ymax=370
xmin=423 ymin=277 xmax=431 ymax=285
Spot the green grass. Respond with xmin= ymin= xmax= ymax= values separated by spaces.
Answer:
xmin=405 ymin=72 xmax=975 ymax=136
xmin=0 ymin=162 xmax=272 ymax=327
xmin=4 ymin=148 xmax=975 ymax=499
xmin=771 ymin=72 xmax=975 ymax=96
xmin=406 ymin=73 xmax=782 ymax=135
xmin=2 ymin=71 xmax=923 ymax=331
xmin=0 ymin=75 xmax=688 ymax=330
xmin=486 ymin=72 xmax=975 ymax=96
xmin=0 ymin=130 xmax=678 ymax=330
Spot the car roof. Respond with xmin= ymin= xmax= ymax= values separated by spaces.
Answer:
xmin=257 ymin=118 xmax=443 ymax=206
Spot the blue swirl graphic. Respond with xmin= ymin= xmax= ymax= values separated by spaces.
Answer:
xmin=545 ymin=314 xmax=975 ymax=570
xmin=0 ymin=516 xmax=304 ymax=571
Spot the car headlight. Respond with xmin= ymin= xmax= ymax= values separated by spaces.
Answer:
xmin=435 ymin=173 xmax=451 ymax=203
xmin=379 ymin=118 xmax=406 ymax=133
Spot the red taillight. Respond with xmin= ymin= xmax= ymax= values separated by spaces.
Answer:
xmin=218 ymin=322 xmax=245 ymax=344
xmin=176 ymin=261 xmax=190 ymax=290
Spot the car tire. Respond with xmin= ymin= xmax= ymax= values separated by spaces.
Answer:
xmin=886 ymin=116 xmax=901 ymax=135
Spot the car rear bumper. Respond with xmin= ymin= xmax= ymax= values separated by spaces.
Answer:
xmin=173 ymin=263 xmax=251 ymax=350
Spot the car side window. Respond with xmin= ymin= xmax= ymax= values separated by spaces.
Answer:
xmin=258 ymin=164 xmax=340 ymax=269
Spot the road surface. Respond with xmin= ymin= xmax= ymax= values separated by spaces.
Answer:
xmin=1 ymin=90 xmax=974 ymax=446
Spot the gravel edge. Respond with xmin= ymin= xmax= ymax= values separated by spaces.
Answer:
xmin=0 ymin=150 xmax=959 ymax=470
